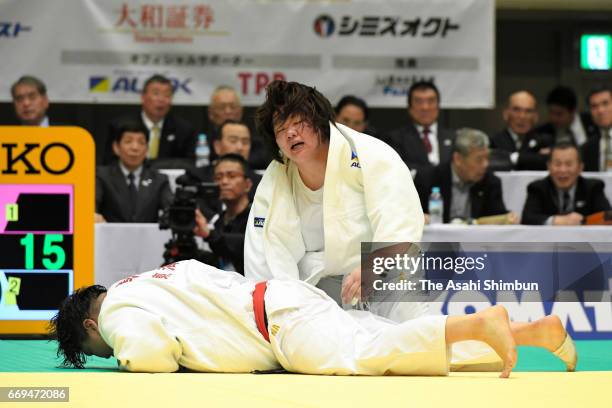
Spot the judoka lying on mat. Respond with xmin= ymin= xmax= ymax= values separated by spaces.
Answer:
xmin=50 ymin=260 xmax=576 ymax=378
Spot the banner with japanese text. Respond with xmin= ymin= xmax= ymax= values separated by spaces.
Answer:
xmin=0 ymin=0 xmax=494 ymax=107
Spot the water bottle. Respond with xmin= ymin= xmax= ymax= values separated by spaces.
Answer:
xmin=428 ymin=186 xmax=444 ymax=224
xmin=195 ymin=133 xmax=210 ymax=167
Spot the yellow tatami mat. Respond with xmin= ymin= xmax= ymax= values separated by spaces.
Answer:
xmin=0 ymin=371 xmax=609 ymax=408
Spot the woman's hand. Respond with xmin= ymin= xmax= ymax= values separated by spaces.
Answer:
xmin=341 ymin=266 xmax=362 ymax=305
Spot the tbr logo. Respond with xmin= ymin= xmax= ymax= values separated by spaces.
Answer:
xmin=89 ymin=76 xmax=192 ymax=94
xmin=0 ymin=22 xmax=32 ymax=38
xmin=313 ymin=15 xmax=335 ymax=38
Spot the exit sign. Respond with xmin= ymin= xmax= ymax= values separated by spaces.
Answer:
xmin=581 ymin=34 xmax=612 ymax=70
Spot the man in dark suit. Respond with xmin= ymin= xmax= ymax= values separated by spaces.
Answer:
xmin=96 ymin=121 xmax=173 ymax=223
xmin=415 ymin=128 xmax=518 ymax=224
xmin=207 ymin=85 xmax=270 ymax=170
xmin=103 ymin=74 xmax=197 ymax=166
xmin=490 ymin=90 xmax=553 ymax=170
xmin=536 ymin=85 xmax=595 ymax=147
xmin=385 ymin=81 xmax=455 ymax=176
xmin=11 ymin=76 xmax=58 ymax=127
xmin=522 ymin=142 xmax=611 ymax=225
xmin=581 ymin=85 xmax=612 ymax=172
xmin=194 ymin=119 xmax=261 ymax=195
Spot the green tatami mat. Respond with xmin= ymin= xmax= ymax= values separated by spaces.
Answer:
xmin=1 ymin=340 xmax=611 ymax=373
xmin=0 ymin=340 xmax=117 ymax=372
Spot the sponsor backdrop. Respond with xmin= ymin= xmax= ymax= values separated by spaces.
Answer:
xmin=0 ymin=0 xmax=494 ymax=107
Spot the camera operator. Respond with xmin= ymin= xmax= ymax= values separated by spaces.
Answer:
xmin=193 ymin=154 xmax=252 ymax=275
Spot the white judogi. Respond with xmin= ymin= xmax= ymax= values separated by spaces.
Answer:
xmin=244 ymin=123 xmax=426 ymax=320
xmin=99 ymin=260 xmax=450 ymax=375
xmin=243 ymin=123 xmax=501 ymax=369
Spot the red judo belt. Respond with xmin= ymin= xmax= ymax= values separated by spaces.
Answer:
xmin=253 ymin=281 xmax=270 ymax=342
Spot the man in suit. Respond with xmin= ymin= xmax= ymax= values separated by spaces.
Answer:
xmin=104 ymin=74 xmax=197 ymax=165
xmin=385 ymin=81 xmax=455 ymax=176
xmin=11 ymin=76 xmax=56 ymax=126
xmin=194 ymin=154 xmax=253 ymax=275
xmin=415 ymin=128 xmax=518 ymax=224
xmin=536 ymin=85 xmax=595 ymax=147
xmin=522 ymin=142 xmax=611 ymax=225
xmin=207 ymin=85 xmax=269 ymax=170
xmin=95 ymin=121 xmax=173 ymax=223
xmin=490 ymin=90 xmax=553 ymax=170
xmin=194 ymin=120 xmax=261 ymax=184
xmin=581 ymin=85 xmax=612 ymax=172
xmin=192 ymin=120 xmax=262 ymax=211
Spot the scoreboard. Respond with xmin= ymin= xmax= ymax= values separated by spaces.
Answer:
xmin=0 ymin=127 xmax=94 ymax=335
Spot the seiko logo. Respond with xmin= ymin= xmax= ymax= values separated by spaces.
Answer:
xmin=1 ymin=143 xmax=75 ymax=175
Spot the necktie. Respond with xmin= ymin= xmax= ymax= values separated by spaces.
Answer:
xmin=562 ymin=191 xmax=571 ymax=214
xmin=127 ymin=172 xmax=138 ymax=219
xmin=149 ymin=124 xmax=161 ymax=159
xmin=422 ymin=127 xmax=432 ymax=153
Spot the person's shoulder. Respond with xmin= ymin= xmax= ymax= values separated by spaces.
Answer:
xmin=580 ymin=176 xmax=605 ymax=190
xmin=483 ymin=170 xmax=502 ymax=185
xmin=526 ymin=176 xmax=550 ymax=192
xmin=492 ymin=129 xmax=509 ymax=140
xmin=165 ymin=111 xmax=194 ymax=131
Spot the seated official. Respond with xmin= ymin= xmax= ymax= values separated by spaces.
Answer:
xmin=521 ymin=142 xmax=611 ymax=225
xmin=95 ymin=121 xmax=173 ymax=223
xmin=490 ymin=90 xmax=553 ymax=170
xmin=334 ymin=95 xmax=378 ymax=137
xmin=11 ymin=75 xmax=58 ymax=126
xmin=385 ymin=81 xmax=455 ymax=177
xmin=103 ymin=74 xmax=197 ymax=166
xmin=193 ymin=154 xmax=252 ymax=275
xmin=193 ymin=119 xmax=262 ymax=199
xmin=415 ymin=128 xmax=518 ymax=224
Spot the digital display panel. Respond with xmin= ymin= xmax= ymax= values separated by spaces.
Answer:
xmin=0 ymin=185 xmax=74 ymax=321
xmin=0 ymin=126 xmax=94 ymax=335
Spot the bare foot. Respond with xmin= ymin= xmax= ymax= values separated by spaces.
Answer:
xmin=533 ymin=315 xmax=567 ymax=352
xmin=478 ymin=305 xmax=517 ymax=378
xmin=538 ymin=315 xmax=576 ymax=371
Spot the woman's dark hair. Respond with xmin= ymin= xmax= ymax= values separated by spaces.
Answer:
xmin=255 ymin=80 xmax=335 ymax=163
xmin=49 ymin=285 xmax=107 ymax=368
xmin=335 ymin=95 xmax=369 ymax=121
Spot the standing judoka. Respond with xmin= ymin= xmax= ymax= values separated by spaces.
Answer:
xmin=50 ymin=260 xmax=577 ymax=378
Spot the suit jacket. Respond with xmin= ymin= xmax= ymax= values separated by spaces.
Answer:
xmin=521 ymin=176 xmax=611 ymax=225
xmin=384 ymin=122 xmax=455 ymax=175
xmin=489 ymin=129 xmax=553 ymax=170
xmin=96 ymin=163 xmax=173 ymax=223
xmin=581 ymin=123 xmax=609 ymax=171
xmin=103 ymin=111 xmax=197 ymax=165
xmin=536 ymin=112 xmax=596 ymax=146
xmin=415 ymin=163 xmax=508 ymax=223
